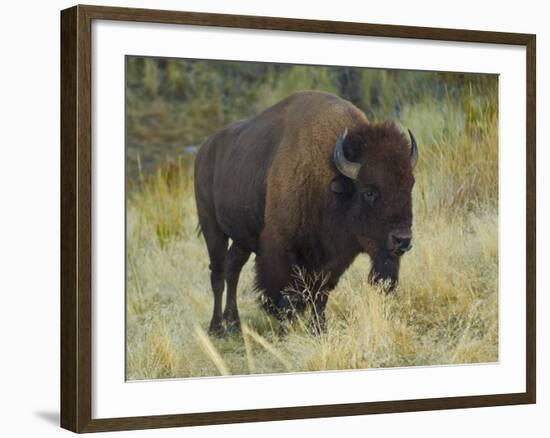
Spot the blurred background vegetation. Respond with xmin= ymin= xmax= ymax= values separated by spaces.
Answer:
xmin=126 ymin=56 xmax=497 ymax=184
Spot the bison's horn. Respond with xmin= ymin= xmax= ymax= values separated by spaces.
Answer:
xmin=333 ymin=128 xmax=361 ymax=180
xmin=408 ymin=129 xmax=419 ymax=169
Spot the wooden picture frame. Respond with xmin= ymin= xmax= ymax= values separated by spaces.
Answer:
xmin=61 ymin=4 xmax=536 ymax=433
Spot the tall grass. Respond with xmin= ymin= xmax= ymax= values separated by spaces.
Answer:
xmin=126 ymin=65 xmax=498 ymax=380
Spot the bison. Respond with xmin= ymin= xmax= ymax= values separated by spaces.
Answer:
xmin=194 ymin=91 xmax=418 ymax=336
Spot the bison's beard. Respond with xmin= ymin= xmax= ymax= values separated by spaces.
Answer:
xmin=368 ymin=250 xmax=401 ymax=292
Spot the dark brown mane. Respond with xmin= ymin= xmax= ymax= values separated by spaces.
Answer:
xmin=347 ymin=122 xmax=410 ymax=161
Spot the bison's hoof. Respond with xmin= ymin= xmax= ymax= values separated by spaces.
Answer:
xmin=277 ymin=294 xmax=297 ymax=319
xmin=208 ymin=323 xmax=225 ymax=337
xmin=225 ymin=322 xmax=241 ymax=334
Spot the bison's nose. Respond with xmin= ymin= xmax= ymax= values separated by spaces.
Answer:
xmin=388 ymin=229 xmax=412 ymax=255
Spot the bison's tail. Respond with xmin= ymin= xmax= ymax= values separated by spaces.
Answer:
xmin=195 ymin=222 xmax=203 ymax=238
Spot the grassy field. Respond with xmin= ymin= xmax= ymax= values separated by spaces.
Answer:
xmin=126 ymin=62 xmax=498 ymax=380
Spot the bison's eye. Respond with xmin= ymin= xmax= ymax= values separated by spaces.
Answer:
xmin=363 ymin=189 xmax=378 ymax=206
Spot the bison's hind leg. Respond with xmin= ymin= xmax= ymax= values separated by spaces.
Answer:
xmin=200 ymin=221 xmax=229 ymax=337
xmin=223 ymin=243 xmax=250 ymax=333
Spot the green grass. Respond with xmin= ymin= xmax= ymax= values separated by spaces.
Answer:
xmin=125 ymin=79 xmax=499 ymax=380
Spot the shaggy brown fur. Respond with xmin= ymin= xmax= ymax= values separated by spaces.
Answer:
xmin=194 ymin=91 xmax=416 ymax=335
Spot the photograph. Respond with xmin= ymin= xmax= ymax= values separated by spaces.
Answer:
xmin=125 ymin=57 xmax=499 ymax=380
xmin=55 ymin=2 xmax=538 ymax=433
xmin=0 ymin=0 xmax=543 ymax=434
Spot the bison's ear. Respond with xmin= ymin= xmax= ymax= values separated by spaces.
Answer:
xmin=330 ymin=177 xmax=354 ymax=194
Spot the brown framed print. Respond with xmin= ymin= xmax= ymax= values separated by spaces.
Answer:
xmin=60 ymin=4 xmax=536 ymax=433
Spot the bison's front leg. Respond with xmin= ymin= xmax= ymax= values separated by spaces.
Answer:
xmin=256 ymin=230 xmax=295 ymax=308
xmin=256 ymin=229 xmax=300 ymax=336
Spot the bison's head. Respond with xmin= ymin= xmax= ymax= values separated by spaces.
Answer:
xmin=331 ymin=122 xmax=418 ymax=290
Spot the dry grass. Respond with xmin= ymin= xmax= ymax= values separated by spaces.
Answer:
xmin=126 ymin=92 xmax=498 ymax=380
